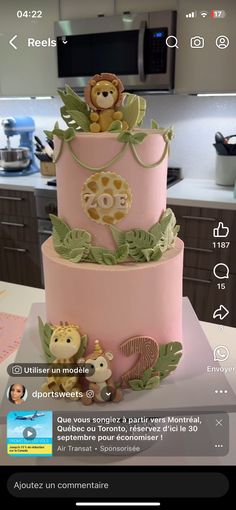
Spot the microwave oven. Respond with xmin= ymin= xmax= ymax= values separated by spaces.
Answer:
xmin=55 ymin=10 xmax=176 ymax=92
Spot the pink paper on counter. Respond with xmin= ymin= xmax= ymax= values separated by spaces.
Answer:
xmin=0 ymin=312 xmax=26 ymax=363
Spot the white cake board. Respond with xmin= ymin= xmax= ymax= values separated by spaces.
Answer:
xmin=1 ymin=297 xmax=235 ymax=415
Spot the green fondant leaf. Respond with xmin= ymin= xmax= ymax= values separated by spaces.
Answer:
xmin=62 ymin=127 xmax=77 ymax=141
xmin=149 ymin=209 xmax=179 ymax=253
xmin=75 ymin=334 xmax=88 ymax=361
xmin=120 ymin=93 xmax=141 ymax=129
xmin=38 ymin=317 xmax=54 ymax=363
xmin=151 ymin=119 xmax=159 ymax=130
xmin=149 ymin=212 xmax=172 ymax=242
xmin=117 ymin=131 xmax=132 ymax=144
xmin=53 ymin=229 xmax=61 ymax=247
xmin=161 ymin=208 xmax=176 ymax=226
xmin=115 ymin=243 xmax=129 ymax=264
xmin=142 ymin=368 xmax=153 ymax=383
xmin=142 ymin=248 xmax=154 ymax=262
xmin=108 ymin=120 xmax=123 ymax=132
xmin=154 ymin=342 xmax=183 ymax=380
xmin=60 ymin=105 xmax=78 ymax=131
xmin=44 ymin=122 xmax=61 ymax=140
xmin=145 ymin=375 xmax=160 ymax=389
xmin=125 ymin=229 xmax=156 ymax=262
xmin=69 ymin=247 xmax=84 ymax=262
xmin=47 ymin=124 xmax=77 ymax=141
xmin=150 ymin=246 xmax=162 ymax=262
xmin=90 ymin=246 xmax=106 ymax=264
xmin=110 ymin=225 xmax=126 ymax=247
xmin=44 ymin=322 xmax=53 ymax=340
xmin=44 ymin=129 xmax=54 ymax=141
xmin=137 ymin=96 xmax=147 ymax=126
xmin=118 ymin=131 xmax=147 ymax=145
xmin=131 ymin=132 xmax=147 ymax=144
xmin=63 ymin=229 xmax=91 ymax=257
xmin=129 ymin=379 xmax=145 ymax=391
xmin=115 ymin=243 xmax=129 ymax=263
xmin=67 ymin=110 xmax=90 ymax=132
xmin=58 ymin=86 xmax=89 ymax=116
xmin=163 ymin=126 xmax=174 ymax=142
xmin=82 ymin=251 xmax=96 ymax=263
xmin=174 ymin=225 xmax=180 ymax=236
xmin=103 ymin=252 xmax=117 ymax=265
xmin=50 ymin=214 xmax=70 ymax=244
xmin=54 ymin=244 xmax=71 ymax=259
xmin=90 ymin=246 xmax=115 ymax=265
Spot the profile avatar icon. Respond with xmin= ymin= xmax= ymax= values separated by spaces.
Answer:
xmin=8 ymin=384 xmax=27 ymax=405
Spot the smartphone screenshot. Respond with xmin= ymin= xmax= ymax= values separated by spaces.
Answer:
xmin=0 ymin=0 xmax=235 ymax=507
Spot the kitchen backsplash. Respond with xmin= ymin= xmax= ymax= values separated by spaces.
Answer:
xmin=0 ymin=95 xmax=236 ymax=179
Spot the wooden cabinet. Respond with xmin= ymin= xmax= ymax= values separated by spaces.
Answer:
xmin=168 ymin=204 xmax=236 ymax=326
xmin=0 ymin=189 xmax=41 ymax=287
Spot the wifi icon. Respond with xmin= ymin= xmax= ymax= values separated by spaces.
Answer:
xmin=200 ymin=11 xmax=208 ymax=18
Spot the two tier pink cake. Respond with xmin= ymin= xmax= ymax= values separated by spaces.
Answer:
xmin=40 ymin=74 xmax=183 ymax=403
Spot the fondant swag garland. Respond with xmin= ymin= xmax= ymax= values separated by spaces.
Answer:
xmin=47 ymin=123 xmax=173 ymax=171
xmin=50 ymin=208 xmax=180 ymax=265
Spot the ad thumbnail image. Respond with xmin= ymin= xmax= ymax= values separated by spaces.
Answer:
xmin=7 ymin=410 xmax=53 ymax=457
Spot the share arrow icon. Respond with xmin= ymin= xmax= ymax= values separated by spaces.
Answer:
xmin=213 ymin=305 xmax=229 ymax=321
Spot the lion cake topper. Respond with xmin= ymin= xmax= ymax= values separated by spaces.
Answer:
xmin=84 ymin=73 xmax=129 ymax=132
xmin=46 ymin=73 xmax=147 ymax=138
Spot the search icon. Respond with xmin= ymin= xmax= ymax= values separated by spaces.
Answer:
xmin=166 ymin=35 xmax=179 ymax=49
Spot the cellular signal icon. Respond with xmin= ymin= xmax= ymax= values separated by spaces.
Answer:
xmin=186 ymin=11 xmax=197 ymax=18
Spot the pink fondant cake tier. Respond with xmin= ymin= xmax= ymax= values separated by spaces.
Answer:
xmin=54 ymin=130 xmax=168 ymax=250
xmin=42 ymin=237 xmax=184 ymax=381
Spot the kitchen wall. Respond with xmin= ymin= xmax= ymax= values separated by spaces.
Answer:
xmin=1 ymin=95 xmax=236 ymax=179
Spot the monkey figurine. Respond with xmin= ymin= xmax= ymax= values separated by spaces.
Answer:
xmin=79 ymin=340 xmax=123 ymax=405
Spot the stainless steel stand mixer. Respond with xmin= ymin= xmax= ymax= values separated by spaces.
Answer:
xmin=0 ymin=116 xmax=38 ymax=174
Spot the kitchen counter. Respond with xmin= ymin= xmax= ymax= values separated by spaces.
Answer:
xmin=0 ymin=171 xmax=55 ymax=192
xmin=167 ymin=178 xmax=236 ymax=210
xmin=0 ymin=175 xmax=235 ymax=210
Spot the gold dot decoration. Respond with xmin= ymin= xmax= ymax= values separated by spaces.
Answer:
xmin=81 ymin=171 xmax=132 ymax=225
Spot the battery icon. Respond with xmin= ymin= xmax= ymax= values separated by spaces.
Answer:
xmin=211 ymin=10 xmax=226 ymax=18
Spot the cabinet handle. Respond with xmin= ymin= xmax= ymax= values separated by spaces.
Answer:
xmin=0 ymin=196 xmax=23 ymax=201
xmin=4 ymin=246 xmax=27 ymax=253
xmin=185 ymin=246 xmax=213 ymax=254
xmin=1 ymin=221 xmax=25 ymax=228
xmin=38 ymin=230 xmax=52 ymax=235
xmin=182 ymin=215 xmax=216 ymax=222
xmin=184 ymin=276 xmax=211 ymax=284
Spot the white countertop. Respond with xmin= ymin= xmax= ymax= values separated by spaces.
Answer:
xmin=0 ymin=171 xmax=55 ymax=192
xmin=0 ymin=174 xmax=235 ymax=210
xmin=167 ymin=178 xmax=236 ymax=210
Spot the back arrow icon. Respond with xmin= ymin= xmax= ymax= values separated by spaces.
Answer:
xmin=9 ymin=35 xmax=18 ymax=50
xmin=213 ymin=305 xmax=229 ymax=321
